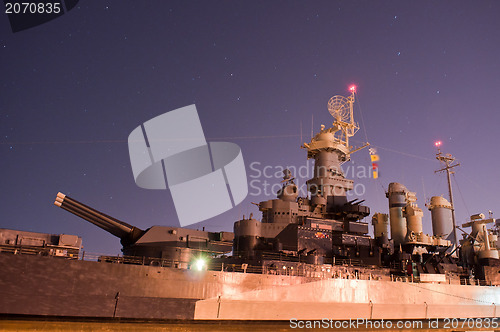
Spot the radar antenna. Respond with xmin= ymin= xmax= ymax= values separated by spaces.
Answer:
xmin=328 ymin=95 xmax=350 ymax=123
xmin=302 ymin=86 xmax=368 ymax=163
xmin=327 ymin=88 xmax=359 ymax=147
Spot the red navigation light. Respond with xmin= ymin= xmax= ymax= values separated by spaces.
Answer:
xmin=434 ymin=141 xmax=442 ymax=147
xmin=349 ymin=85 xmax=356 ymax=93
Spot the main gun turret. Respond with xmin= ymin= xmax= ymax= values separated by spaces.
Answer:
xmin=54 ymin=192 xmax=234 ymax=266
xmin=54 ymin=192 xmax=144 ymax=246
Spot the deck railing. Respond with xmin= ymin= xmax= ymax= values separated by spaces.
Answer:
xmin=4 ymin=247 xmax=494 ymax=286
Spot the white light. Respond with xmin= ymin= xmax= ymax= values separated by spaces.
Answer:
xmin=195 ymin=258 xmax=205 ymax=271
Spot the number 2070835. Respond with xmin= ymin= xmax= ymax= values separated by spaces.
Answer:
xmin=5 ymin=2 xmax=61 ymax=14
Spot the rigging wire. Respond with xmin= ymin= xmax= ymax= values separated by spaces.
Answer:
xmin=430 ymin=164 xmax=446 ymax=199
xmin=353 ymin=92 xmax=369 ymax=144
xmin=372 ymin=145 xmax=435 ymax=162
xmin=0 ymin=135 xmax=438 ymax=163
xmin=0 ymin=134 xmax=303 ymax=145
xmin=353 ymin=92 xmax=387 ymax=207
xmin=453 ymin=173 xmax=471 ymax=218
xmin=457 ymin=171 xmax=483 ymax=192
xmin=421 ymin=176 xmax=428 ymax=203
xmin=354 ymin=92 xmax=432 ymax=207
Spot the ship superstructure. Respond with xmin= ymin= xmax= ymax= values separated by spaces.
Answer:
xmin=1 ymin=88 xmax=500 ymax=320
xmin=229 ymin=88 xmax=465 ymax=282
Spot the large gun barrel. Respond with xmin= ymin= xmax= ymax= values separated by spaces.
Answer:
xmin=54 ymin=192 xmax=144 ymax=246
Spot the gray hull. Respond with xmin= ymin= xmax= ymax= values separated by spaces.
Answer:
xmin=1 ymin=254 xmax=499 ymax=320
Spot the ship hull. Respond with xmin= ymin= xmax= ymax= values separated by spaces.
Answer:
xmin=1 ymin=254 xmax=499 ymax=320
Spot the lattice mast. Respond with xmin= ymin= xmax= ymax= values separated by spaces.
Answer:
xmin=434 ymin=141 xmax=460 ymax=248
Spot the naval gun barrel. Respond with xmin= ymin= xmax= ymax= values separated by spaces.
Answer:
xmin=54 ymin=192 xmax=144 ymax=246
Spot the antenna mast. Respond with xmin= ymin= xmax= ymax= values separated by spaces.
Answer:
xmin=434 ymin=141 xmax=460 ymax=248
xmin=325 ymin=85 xmax=360 ymax=150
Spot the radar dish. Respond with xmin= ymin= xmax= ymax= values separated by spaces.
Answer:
xmin=327 ymin=95 xmax=350 ymax=123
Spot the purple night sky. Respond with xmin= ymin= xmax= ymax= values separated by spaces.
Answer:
xmin=1 ymin=1 xmax=499 ymax=255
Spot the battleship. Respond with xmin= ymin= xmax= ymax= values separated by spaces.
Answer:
xmin=1 ymin=89 xmax=500 ymax=321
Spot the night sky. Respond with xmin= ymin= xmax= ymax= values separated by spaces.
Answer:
xmin=1 ymin=1 xmax=499 ymax=255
